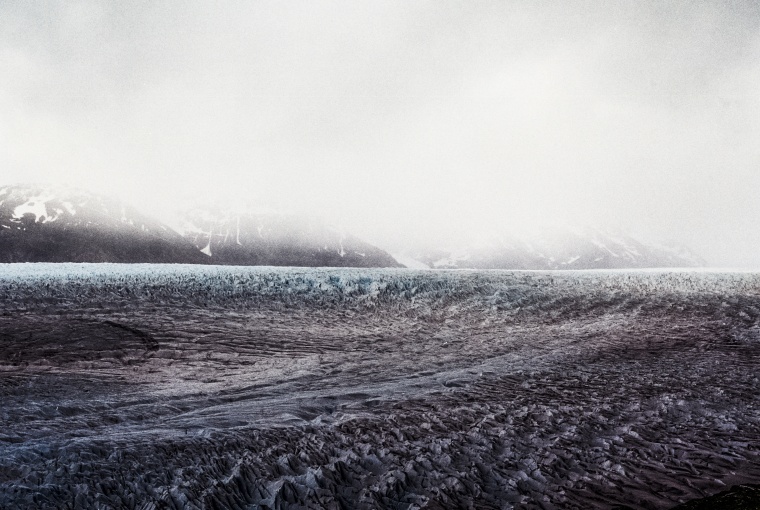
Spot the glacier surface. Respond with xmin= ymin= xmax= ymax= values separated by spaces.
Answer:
xmin=0 ymin=264 xmax=759 ymax=509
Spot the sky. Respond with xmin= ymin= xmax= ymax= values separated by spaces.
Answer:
xmin=1 ymin=1 xmax=760 ymax=266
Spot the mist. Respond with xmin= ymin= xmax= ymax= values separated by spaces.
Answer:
xmin=1 ymin=1 xmax=759 ymax=266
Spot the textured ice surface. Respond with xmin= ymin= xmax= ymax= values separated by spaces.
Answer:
xmin=1 ymin=264 xmax=760 ymax=509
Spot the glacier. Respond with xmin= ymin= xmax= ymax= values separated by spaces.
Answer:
xmin=0 ymin=264 xmax=759 ymax=509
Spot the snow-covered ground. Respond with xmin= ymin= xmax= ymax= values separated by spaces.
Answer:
xmin=1 ymin=264 xmax=760 ymax=509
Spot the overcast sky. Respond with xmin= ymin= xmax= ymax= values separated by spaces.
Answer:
xmin=1 ymin=1 xmax=759 ymax=265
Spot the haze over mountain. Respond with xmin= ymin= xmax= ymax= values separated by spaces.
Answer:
xmin=0 ymin=184 xmax=208 ymax=264
xmin=0 ymin=183 xmax=707 ymax=269
xmin=2 ymin=2 xmax=759 ymax=267
xmin=173 ymin=204 xmax=402 ymax=268
xmin=395 ymin=226 xmax=704 ymax=270
xmin=0 ymin=184 xmax=403 ymax=267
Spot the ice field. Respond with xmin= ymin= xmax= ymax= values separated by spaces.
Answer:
xmin=1 ymin=264 xmax=760 ymax=509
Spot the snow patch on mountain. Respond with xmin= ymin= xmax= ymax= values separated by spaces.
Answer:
xmin=13 ymin=198 xmax=51 ymax=223
xmin=391 ymin=254 xmax=430 ymax=269
xmin=0 ymin=184 xmax=209 ymax=264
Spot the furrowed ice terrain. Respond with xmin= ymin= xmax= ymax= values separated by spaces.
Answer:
xmin=1 ymin=264 xmax=760 ymax=509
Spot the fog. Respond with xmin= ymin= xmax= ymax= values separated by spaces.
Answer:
xmin=1 ymin=1 xmax=759 ymax=266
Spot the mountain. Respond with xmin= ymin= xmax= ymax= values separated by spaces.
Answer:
xmin=173 ymin=205 xmax=402 ymax=268
xmin=0 ymin=183 xmax=705 ymax=270
xmin=0 ymin=184 xmax=209 ymax=264
xmin=396 ymin=226 xmax=705 ymax=270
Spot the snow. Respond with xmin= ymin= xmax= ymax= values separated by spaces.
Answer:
xmin=392 ymin=254 xmax=430 ymax=269
xmin=431 ymin=250 xmax=472 ymax=268
xmin=8 ymin=192 xmax=78 ymax=224
xmin=61 ymin=201 xmax=76 ymax=215
xmin=611 ymin=235 xmax=642 ymax=257
xmin=12 ymin=197 xmax=50 ymax=223
xmin=590 ymin=238 xmax=619 ymax=257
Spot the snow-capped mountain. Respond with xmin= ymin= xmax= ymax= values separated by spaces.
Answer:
xmin=0 ymin=184 xmax=208 ymax=264
xmin=174 ymin=205 xmax=402 ymax=268
xmin=397 ymin=226 xmax=705 ymax=270
xmin=0 ymin=184 xmax=706 ymax=270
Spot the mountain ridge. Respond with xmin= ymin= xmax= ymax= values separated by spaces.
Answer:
xmin=0 ymin=184 xmax=209 ymax=264
xmin=394 ymin=226 xmax=704 ymax=270
xmin=0 ymin=183 xmax=706 ymax=269
xmin=174 ymin=204 xmax=403 ymax=268
xmin=0 ymin=184 xmax=402 ymax=267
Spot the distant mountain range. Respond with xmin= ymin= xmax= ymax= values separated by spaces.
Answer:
xmin=0 ymin=184 xmax=400 ymax=267
xmin=394 ymin=227 xmax=704 ymax=270
xmin=0 ymin=184 xmax=704 ymax=269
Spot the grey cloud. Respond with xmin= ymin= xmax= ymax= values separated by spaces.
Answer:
xmin=1 ymin=1 xmax=760 ymax=265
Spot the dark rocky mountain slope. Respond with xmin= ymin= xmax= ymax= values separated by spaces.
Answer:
xmin=174 ymin=205 xmax=402 ymax=268
xmin=0 ymin=184 xmax=208 ymax=264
